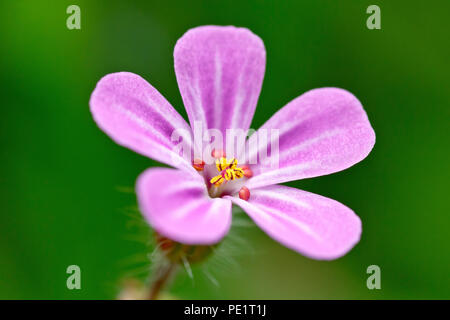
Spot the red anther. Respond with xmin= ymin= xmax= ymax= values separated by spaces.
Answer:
xmin=192 ymin=158 xmax=205 ymax=171
xmin=211 ymin=149 xmax=226 ymax=158
xmin=240 ymin=165 xmax=253 ymax=178
xmin=238 ymin=186 xmax=250 ymax=201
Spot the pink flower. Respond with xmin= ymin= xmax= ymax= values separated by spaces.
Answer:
xmin=90 ymin=26 xmax=375 ymax=260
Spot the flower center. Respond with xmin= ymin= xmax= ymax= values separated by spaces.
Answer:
xmin=210 ymin=157 xmax=244 ymax=186
xmin=192 ymin=150 xmax=253 ymax=200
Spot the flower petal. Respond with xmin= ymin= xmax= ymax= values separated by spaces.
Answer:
xmin=245 ymin=88 xmax=376 ymax=188
xmin=137 ymin=168 xmax=232 ymax=244
xmin=227 ymin=185 xmax=362 ymax=260
xmin=174 ymin=26 xmax=266 ymax=138
xmin=90 ymin=72 xmax=193 ymax=171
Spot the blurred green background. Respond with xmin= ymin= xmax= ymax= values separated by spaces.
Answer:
xmin=1 ymin=0 xmax=449 ymax=299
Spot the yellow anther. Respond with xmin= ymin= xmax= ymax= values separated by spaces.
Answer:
xmin=224 ymin=169 xmax=233 ymax=180
xmin=234 ymin=167 xmax=244 ymax=178
xmin=210 ymin=157 xmax=246 ymax=186
xmin=210 ymin=175 xmax=225 ymax=186
xmin=216 ymin=157 xmax=229 ymax=172
xmin=230 ymin=158 xmax=238 ymax=170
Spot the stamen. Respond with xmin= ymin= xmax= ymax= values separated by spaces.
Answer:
xmin=234 ymin=167 xmax=244 ymax=178
xmin=192 ymin=159 xmax=205 ymax=171
xmin=229 ymin=158 xmax=238 ymax=170
xmin=211 ymin=149 xmax=226 ymax=158
xmin=209 ymin=157 xmax=246 ymax=186
xmin=210 ymin=174 xmax=225 ymax=186
xmin=240 ymin=165 xmax=253 ymax=178
xmin=216 ymin=157 xmax=228 ymax=171
xmin=239 ymin=186 xmax=250 ymax=201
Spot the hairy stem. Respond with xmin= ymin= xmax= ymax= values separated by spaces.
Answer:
xmin=148 ymin=262 xmax=176 ymax=300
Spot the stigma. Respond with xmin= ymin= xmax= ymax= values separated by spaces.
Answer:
xmin=210 ymin=157 xmax=245 ymax=186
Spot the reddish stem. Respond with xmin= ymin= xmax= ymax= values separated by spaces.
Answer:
xmin=148 ymin=262 xmax=176 ymax=300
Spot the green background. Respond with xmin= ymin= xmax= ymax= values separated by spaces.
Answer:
xmin=1 ymin=0 xmax=449 ymax=299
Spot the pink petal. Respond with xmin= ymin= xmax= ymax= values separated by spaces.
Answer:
xmin=174 ymin=26 xmax=266 ymax=138
xmin=227 ymin=185 xmax=362 ymax=260
xmin=246 ymin=88 xmax=376 ymax=188
xmin=136 ymin=168 xmax=232 ymax=244
xmin=90 ymin=72 xmax=194 ymax=171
